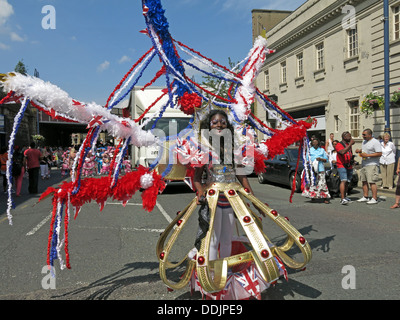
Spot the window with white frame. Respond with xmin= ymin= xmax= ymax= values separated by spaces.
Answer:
xmin=347 ymin=27 xmax=358 ymax=58
xmin=316 ymin=43 xmax=324 ymax=70
xmin=280 ymin=61 xmax=287 ymax=84
xmin=348 ymin=100 xmax=360 ymax=138
xmin=394 ymin=5 xmax=400 ymax=40
xmin=264 ymin=69 xmax=270 ymax=91
xmin=296 ymin=53 xmax=304 ymax=77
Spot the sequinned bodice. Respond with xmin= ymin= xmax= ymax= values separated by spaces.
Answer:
xmin=205 ymin=164 xmax=236 ymax=184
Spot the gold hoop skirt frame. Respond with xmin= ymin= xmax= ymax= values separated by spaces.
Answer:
xmin=156 ymin=182 xmax=312 ymax=293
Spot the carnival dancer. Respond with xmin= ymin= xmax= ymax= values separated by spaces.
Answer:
xmin=0 ymin=0 xmax=313 ymax=301
xmin=122 ymin=156 xmax=132 ymax=174
xmin=61 ymin=149 xmax=70 ymax=177
xmin=156 ymin=110 xmax=311 ymax=300
xmin=82 ymin=151 xmax=97 ymax=177
xmin=100 ymin=151 xmax=111 ymax=175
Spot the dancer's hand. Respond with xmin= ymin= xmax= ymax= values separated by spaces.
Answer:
xmin=196 ymin=193 xmax=206 ymax=205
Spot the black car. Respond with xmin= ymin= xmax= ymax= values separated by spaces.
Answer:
xmin=257 ymin=147 xmax=303 ymax=192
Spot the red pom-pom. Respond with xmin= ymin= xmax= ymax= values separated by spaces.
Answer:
xmin=178 ymin=92 xmax=201 ymax=115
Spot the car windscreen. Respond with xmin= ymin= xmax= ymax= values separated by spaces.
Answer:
xmin=286 ymin=148 xmax=300 ymax=161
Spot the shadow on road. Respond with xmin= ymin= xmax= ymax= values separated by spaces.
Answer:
xmin=51 ymin=261 xmax=161 ymax=300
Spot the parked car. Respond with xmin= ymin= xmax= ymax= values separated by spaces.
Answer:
xmin=257 ymin=147 xmax=304 ymax=192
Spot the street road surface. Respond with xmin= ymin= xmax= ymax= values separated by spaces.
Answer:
xmin=1 ymin=170 xmax=400 ymax=300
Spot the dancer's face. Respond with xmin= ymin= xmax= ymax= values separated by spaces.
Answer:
xmin=210 ymin=114 xmax=228 ymax=132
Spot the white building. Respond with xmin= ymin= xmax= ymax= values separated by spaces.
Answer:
xmin=254 ymin=0 xmax=400 ymax=155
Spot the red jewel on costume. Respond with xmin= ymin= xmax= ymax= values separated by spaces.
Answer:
xmin=271 ymin=209 xmax=278 ymax=216
xmin=244 ymin=188 xmax=250 ymax=193
xmin=208 ymin=189 xmax=216 ymax=196
xmin=243 ymin=216 xmax=251 ymax=223
xmin=261 ymin=249 xmax=270 ymax=258
xmin=228 ymin=189 xmax=236 ymax=196
xmin=299 ymin=236 xmax=306 ymax=244
xmin=198 ymin=256 xmax=205 ymax=265
xmin=177 ymin=220 xmax=183 ymax=226
xmin=160 ymin=252 xmax=165 ymax=260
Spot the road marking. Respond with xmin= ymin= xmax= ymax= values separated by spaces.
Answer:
xmin=156 ymin=200 xmax=173 ymax=224
xmin=26 ymin=213 xmax=52 ymax=236
xmin=0 ymin=216 xmax=8 ymax=224
xmin=105 ymin=202 xmax=142 ymax=206
xmin=122 ymin=227 xmax=165 ymax=233
xmin=24 ymin=201 xmax=172 ymax=236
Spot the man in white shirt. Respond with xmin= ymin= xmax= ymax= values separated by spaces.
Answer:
xmin=355 ymin=129 xmax=382 ymax=204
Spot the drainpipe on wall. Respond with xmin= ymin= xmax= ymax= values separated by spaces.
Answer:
xmin=384 ymin=0 xmax=391 ymax=134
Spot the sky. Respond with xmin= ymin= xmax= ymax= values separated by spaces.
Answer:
xmin=0 ymin=0 xmax=305 ymax=106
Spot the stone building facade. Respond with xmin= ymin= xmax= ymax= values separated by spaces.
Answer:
xmin=254 ymin=0 xmax=400 ymax=155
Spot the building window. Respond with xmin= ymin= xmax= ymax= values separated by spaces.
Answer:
xmin=280 ymin=61 xmax=287 ymax=84
xmin=316 ymin=43 xmax=324 ymax=70
xmin=334 ymin=115 xmax=339 ymax=133
xmin=347 ymin=27 xmax=358 ymax=58
xmin=394 ymin=5 xmax=400 ymax=40
xmin=264 ymin=69 xmax=270 ymax=92
xmin=349 ymin=100 xmax=360 ymax=138
xmin=296 ymin=53 xmax=304 ymax=77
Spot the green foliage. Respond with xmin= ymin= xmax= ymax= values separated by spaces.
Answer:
xmin=360 ymin=92 xmax=384 ymax=115
xmin=14 ymin=60 xmax=28 ymax=75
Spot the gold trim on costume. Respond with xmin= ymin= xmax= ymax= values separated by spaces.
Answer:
xmin=156 ymin=182 xmax=312 ymax=292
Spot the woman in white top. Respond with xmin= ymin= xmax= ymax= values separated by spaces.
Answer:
xmin=379 ymin=132 xmax=397 ymax=189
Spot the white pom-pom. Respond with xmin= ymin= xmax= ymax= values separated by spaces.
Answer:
xmin=259 ymin=143 xmax=269 ymax=157
xmin=140 ymin=173 xmax=154 ymax=189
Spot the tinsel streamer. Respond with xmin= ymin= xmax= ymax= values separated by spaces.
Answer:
xmin=289 ymin=144 xmax=303 ymax=203
xmin=48 ymin=197 xmax=63 ymax=267
xmin=111 ymin=137 xmax=131 ymax=189
xmin=108 ymin=140 xmax=122 ymax=180
xmin=176 ymin=41 xmax=244 ymax=83
xmin=107 ymin=49 xmax=157 ymax=110
xmin=6 ymin=97 xmax=30 ymax=225
xmin=64 ymin=194 xmax=71 ymax=269
xmin=184 ymin=75 xmax=235 ymax=104
xmin=0 ymin=90 xmax=15 ymax=104
xmin=71 ymin=127 xmax=96 ymax=194
xmin=30 ymin=100 xmax=79 ymax=123
xmin=134 ymin=90 xmax=168 ymax=123
xmin=249 ymin=112 xmax=277 ymax=134
xmin=256 ymin=88 xmax=296 ymax=125
xmin=104 ymin=46 xmax=155 ymax=109
xmin=247 ymin=115 xmax=273 ymax=137
xmin=141 ymin=65 xmax=166 ymax=91
xmin=55 ymin=200 xmax=66 ymax=270
xmin=173 ymin=39 xmax=243 ymax=80
xmin=143 ymin=0 xmax=186 ymax=96
xmin=181 ymin=58 xmax=240 ymax=85
xmin=2 ymin=73 xmax=158 ymax=148
xmin=47 ymin=197 xmax=58 ymax=267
